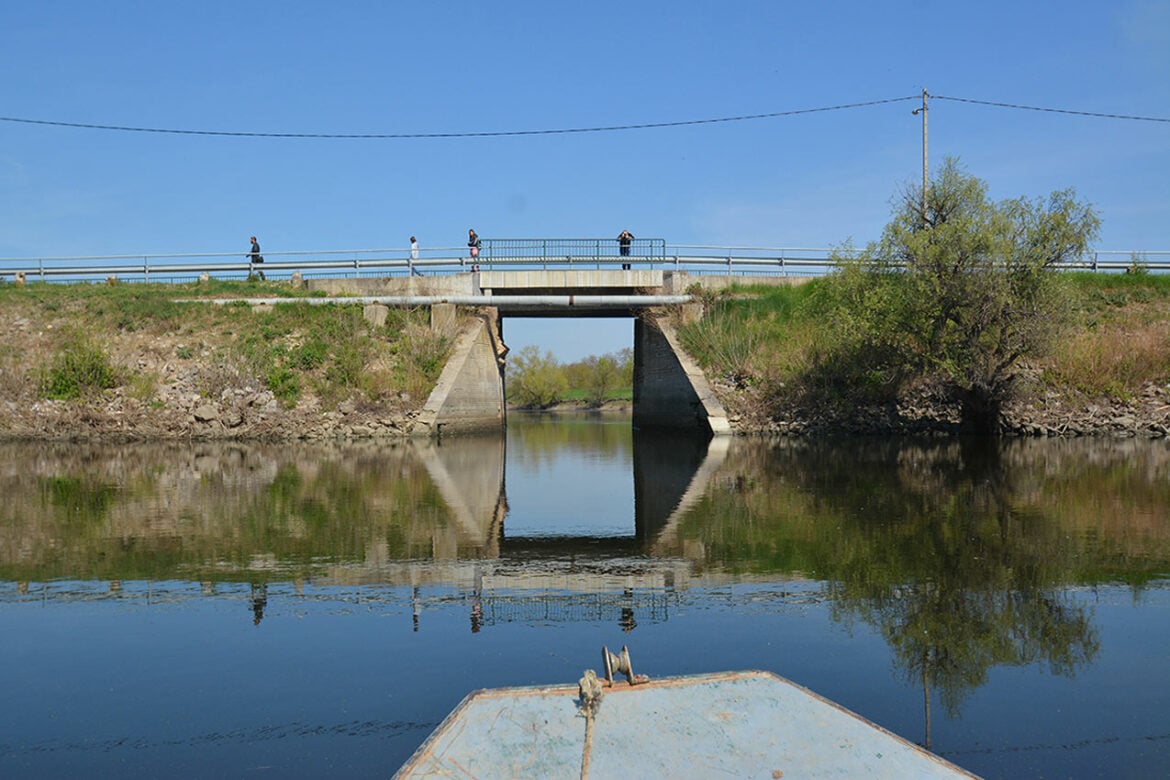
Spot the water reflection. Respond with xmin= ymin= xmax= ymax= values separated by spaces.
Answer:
xmin=2 ymin=425 xmax=1169 ymax=776
xmin=4 ymin=433 xmax=1170 ymax=590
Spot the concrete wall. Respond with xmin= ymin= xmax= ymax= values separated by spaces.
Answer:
xmin=632 ymin=316 xmax=730 ymax=436
xmin=307 ymin=275 xmax=476 ymax=297
xmin=660 ymin=271 xmax=813 ymax=294
xmin=412 ymin=311 xmax=506 ymax=436
xmin=480 ymin=269 xmax=662 ymax=293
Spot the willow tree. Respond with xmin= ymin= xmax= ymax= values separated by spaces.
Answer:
xmin=836 ymin=159 xmax=1100 ymax=432
xmin=505 ymin=345 xmax=567 ymax=408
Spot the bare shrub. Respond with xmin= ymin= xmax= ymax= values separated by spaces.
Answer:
xmin=0 ymin=345 xmax=35 ymax=401
xmin=196 ymin=349 xmax=265 ymax=399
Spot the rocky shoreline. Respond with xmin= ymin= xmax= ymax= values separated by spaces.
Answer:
xmin=723 ymin=381 xmax=1170 ymax=439
xmin=0 ymin=389 xmax=423 ymax=442
xmin=5 ymin=380 xmax=1169 ymax=441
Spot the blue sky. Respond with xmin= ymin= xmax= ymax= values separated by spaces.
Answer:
xmin=3 ymin=1 xmax=1168 ymax=361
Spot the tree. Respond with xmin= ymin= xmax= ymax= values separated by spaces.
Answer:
xmin=832 ymin=159 xmax=1100 ymax=432
xmin=577 ymin=353 xmax=621 ymax=406
xmin=505 ymin=345 xmax=567 ymax=408
xmin=562 ymin=349 xmax=634 ymax=406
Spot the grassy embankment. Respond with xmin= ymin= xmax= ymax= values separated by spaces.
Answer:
xmin=0 ymin=279 xmax=454 ymax=411
xmin=8 ymin=273 xmax=1165 ymax=425
xmin=678 ymin=273 xmax=1170 ymax=421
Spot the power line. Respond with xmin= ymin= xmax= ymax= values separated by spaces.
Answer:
xmin=0 ymin=96 xmax=920 ymax=139
xmin=1 ymin=93 xmax=1165 ymax=140
xmin=933 ymin=95 xmax=1170 ymax=123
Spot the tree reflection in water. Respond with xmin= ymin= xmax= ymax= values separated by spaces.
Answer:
xmin=664 ymin=435 xmax=1170 ymax=741
xmin=2 ymin=433 xmax=1168 ymax=746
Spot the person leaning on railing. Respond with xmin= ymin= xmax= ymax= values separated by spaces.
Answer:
xmin=468 ymin=228 xmax=481 ymax=272
xmin=617 ymin=230 xmax=634 ymax=270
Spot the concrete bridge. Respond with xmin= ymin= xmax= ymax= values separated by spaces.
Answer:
xmin=157 ymin=237 xmax=814 ymax=434
xmin=302 ymin=266 xmax=762 ymax=436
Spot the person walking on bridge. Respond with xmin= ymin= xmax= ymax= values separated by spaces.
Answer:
xmin=248 ymin=235 xmax=265 ymax=280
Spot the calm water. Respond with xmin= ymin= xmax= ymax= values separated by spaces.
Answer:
xmin=1 ymin=415 xmax=1168 ymax=779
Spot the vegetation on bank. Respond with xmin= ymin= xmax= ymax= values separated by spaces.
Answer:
xmin=680 ymin=160 xmax=1170 ymax=433
xmin=0 ymin=279 xmax=453 ymax=412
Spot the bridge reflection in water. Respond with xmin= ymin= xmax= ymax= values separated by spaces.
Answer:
xmin=4 ymin=429 xmax=1169 ymax=635
xmin=0 ymin=418 xmax=730 ymax=632
xmin=5 ymin=429 xmax=1170 ymax=778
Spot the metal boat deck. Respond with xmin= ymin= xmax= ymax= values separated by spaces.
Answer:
xmin=395 ymin=669 xmax=978 ymax=778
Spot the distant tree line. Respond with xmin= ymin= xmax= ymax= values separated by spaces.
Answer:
xmin=506 ymin=346 xmax=633 ymax=408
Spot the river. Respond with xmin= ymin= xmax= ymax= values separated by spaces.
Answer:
xmin=1 ymin=413 xmax=1168 ymax=778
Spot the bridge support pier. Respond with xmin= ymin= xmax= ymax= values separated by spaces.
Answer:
xmin=412 ymin=309 xmax=507 ymax=436
xmin=632 ymin=316 xmax=731 ymax=436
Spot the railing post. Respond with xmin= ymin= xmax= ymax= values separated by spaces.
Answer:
xmin=354 ymin=256 xmax=360 ymax=278
xmin=144 ymin=256 xmax=150 ymax=283
xmin=39 ymin=258 xmax=45 ymax=283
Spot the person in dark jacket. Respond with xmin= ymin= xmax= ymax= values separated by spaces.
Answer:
xmin=617 ymin=230 xmax=634 ymax=270
xmin=468 ymin=228 xmax=481 ymax=272
xmin=248 ymin=236 xmax=265 ymax=280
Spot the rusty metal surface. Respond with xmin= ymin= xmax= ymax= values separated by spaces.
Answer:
xmin=394 ymin=670 xmax=980 ymax=779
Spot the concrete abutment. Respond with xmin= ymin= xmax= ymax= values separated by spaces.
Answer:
xmin=411 ymin=309 xmax=507 ymax=436
xmin=413 ymin=307 xmax=729 ymax=437
xmin=632 ymin=316 xmax=731 ymax=435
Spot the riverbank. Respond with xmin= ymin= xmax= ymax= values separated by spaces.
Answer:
xmin=2 ymin=279 xmax=1168 ymax=441
xmin=0 ymin=281 xmax=432 ymax=442
xmin=714 ymin=378 xmax=1170 ymax=438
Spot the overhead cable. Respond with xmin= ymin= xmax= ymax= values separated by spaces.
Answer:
xmin=932 ymin=94 xmax=1170 ymax=123
xmin=0 ymin=96 xmax=920 ymax=138
xmin=1 ymin=93 xmax=1166 ymax=139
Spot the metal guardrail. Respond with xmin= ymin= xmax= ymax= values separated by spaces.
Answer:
xmin=481 ymin=237 xmax=666 ymax=266
xmin=1 ymin=240 xmax=1167 ymax=284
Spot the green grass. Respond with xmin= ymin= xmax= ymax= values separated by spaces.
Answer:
xmin=559 ymin=386 xmax=633 ymax=403
xmin=2 ymin=280 xmax=454 ymax=408
xmin=681 ymin=272 xmax=1170 ymax=412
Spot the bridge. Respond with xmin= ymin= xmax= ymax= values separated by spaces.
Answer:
xmin=6 ymin=238 xmax=1167 ymax=436
xmin=4 ymin=237 xmax=1166 ymax=283
xmin=157 ymin=239 xmax=776 ymax=436
xmin=300 ymin=257 xmax=740 ymax=437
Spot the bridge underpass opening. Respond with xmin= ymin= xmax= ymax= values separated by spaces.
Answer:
xmin=501 ymin=315 xmax=635 ymax=414
xmin=500 ymin=315 xmax=637 ymax=543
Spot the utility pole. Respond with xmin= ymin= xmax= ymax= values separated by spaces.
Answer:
xmin=911 ymin=89 xmax=929 ymax=220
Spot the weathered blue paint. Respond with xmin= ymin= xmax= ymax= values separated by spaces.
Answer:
xmin=395 ymin=670 xmax=979 ymax=779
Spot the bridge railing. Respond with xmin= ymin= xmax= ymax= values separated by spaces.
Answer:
xmin=2 ymin=243 xmax=1167 ymax=284
xmin=480 ymin=237 xmax=667 ymax=268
